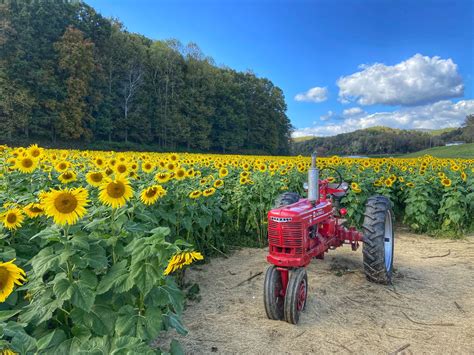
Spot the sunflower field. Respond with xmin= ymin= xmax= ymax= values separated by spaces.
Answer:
xmin=0 ymin=144 xmax=473 ymax=353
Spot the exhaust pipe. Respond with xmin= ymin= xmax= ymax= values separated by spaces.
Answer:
xmin=308 ymin=151 xmax=319 ymax=204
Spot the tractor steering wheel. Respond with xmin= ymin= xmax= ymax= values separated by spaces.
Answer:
xmin=319 ymin=167 xmax=344 ymax=189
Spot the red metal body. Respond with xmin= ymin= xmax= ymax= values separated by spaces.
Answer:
xmin=266 ymin=180 xmax=363 ymax=295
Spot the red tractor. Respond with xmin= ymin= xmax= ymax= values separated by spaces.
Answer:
xmin=264 ymin=152 xmax=394 ymax=324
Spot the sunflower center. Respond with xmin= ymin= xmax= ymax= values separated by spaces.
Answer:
xmin=117 ymin=165 xmax=127 ymax=173
xmin=63 ymin=172 xmax=73 ymax=179
xmin=91 ymin=173 xmax=102 ymax=182
xmin=107 ymin=181 xmax=126 ymax=198
xmin=146 ymin=188 xmax=157 ymax=198
xmin=54 ymin=192 xmax=78 ymax=214
xmin=177 ymin=170 xmax=185 ymax=177
xmin=0 ymin=267 xmax=8 ymax=288
xmin=59 ymin=163 xmax=67 ymax=170
xmin=6 ymin=213 xmax=17 ymax=224
xmin=22 ymin=158 xmax=33 ymax=168
xmin=145 ymin=163 xmax=151 ymax=169
xmin=31 ymin=149 xmax=40 ymax=157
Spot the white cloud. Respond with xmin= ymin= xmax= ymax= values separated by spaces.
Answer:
xmin=342 ymin=107 xmax=364 ymax=117
xmin=320 ymin=110 xmax=335 ymax=121
xmin=295 ymin=86 xmax=328 ymax=103
xmin=337 ymin=54 xmax=464 ymax=106
xmin=292 ymin=99 xmax=474 ymax=137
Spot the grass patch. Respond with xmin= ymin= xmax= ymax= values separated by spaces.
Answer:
xmin=403 ymin=143 xmax=474 ymax=159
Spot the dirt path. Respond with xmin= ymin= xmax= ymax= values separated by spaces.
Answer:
xmin=162 ymin=231 xmax=474 ymax=354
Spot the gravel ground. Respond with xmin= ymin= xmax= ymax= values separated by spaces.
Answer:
xmin=159 ymin=230 xmax=474 ymax=354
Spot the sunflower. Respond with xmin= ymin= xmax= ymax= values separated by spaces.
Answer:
xmin=164 ymin=251 xmax=203 ymax=275
xmin=240 ymin=171 xmax=250 ymax=178
xmin=169 ymin=153 xmax=179 ymax=161
xmin=189 ymin=190 xmax=202 ymax=199
xmin=0 ymin=259 xmax=27 ymax=302
xmin=461 ymin=172 xmax=467 ymax=181
xmin=155 ymin=172 xmax=171 ymax=184
xmin=142 ymin=161 xmax=155 ymax=173
xmin=98 ymin=176 xmax=134 ymax=208
xmin=115 ymin=163 xmax=129 ymax=175
xmin=384 ymin=178 xmax=394 ymax=187
xmin=58 ymin=170 xmax=77 ymax=184
xmin=350 ymin=182 xmax=361 ymax=193
xmin=219 ymin=167 xmax=229 ymax=178
xmin=86 ymin=171 xmax=104 ymax=187
xmin=16 ymin=156 xmax=38 ymax=174
xmin=406 ymin=182 xmax=415 ymax=188
xmin=166 ymin=162 xmax=176 ymax=171
xmin=2 ymin=208 xmax=24 ymax=230
xmin=174 ymin=168 xmax=187 ymax=180
xmin=94 ymin=157 xmax=105 ymax=168
xmin=214 ymin=179 xmax=224 ymax=188
xmin=140 ymin=185 xmax=166 ymax=205
xmin=441 ymin=178 xmax=452 ymax=187
xmin=27 ymin=144 xmax=43 ymax=158
xmin=0 ymin=348 xmax=16 ymax=355
xmin=203 ymin=187 xmax=216 ymax=197
xmin=23 ymin=203 xmax=44 ymax=218
xmin=55 ymin=161 xmax=69 ymax=172
xmin=41 ymin=187 xmax=89 ymax=225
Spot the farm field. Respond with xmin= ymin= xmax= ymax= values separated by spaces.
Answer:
xmin=166 ymin=231 xmax=474 ymax=354
xmin=403 ymin=143 xmax=474 ymax=159
xmin=0 ymin=144 xmax=473 ymax=353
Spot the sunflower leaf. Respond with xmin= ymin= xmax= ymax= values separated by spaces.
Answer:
xmin=0 ymin=309 xmax=21 ymax=322
xmin=70 ymin=280 xmax=95 ymax=312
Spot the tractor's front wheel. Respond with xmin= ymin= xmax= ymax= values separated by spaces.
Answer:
xmin=362 ymin=195 xmax=394 ymax=284
xmin=283 ymin=267 xmax=307 ymax=324
xmin=263 ymin=265 xmax=285 ymax=320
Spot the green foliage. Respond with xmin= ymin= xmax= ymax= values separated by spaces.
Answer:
xmin=0 ymin=199 xmax=188 ymax=352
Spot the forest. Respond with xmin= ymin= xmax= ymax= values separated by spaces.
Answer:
xmin=0 ymin=1 xmax=292 ymax=155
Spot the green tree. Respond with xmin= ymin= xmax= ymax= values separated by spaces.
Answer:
xmin=54 ymin=26 xmax=95 ymax=140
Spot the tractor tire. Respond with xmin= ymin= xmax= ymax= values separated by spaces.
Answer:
xmin=263 ymin=265 xmax=285 ymax=320
xmin=274 ymin=192 xmax=300 ymax=208
xmin=362 ymin=195 xmax=394 ymax=285
xmin=283 ymin=267 xmax=307 ymax=324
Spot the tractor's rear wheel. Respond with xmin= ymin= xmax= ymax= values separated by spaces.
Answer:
xmin=274 ymin=192 xmax=300 ymax=208
xmin=283 ymin=267 xmax=307 ymax=324
xmin=362 ymin=195 xmax=394 ymax=284
xmin=263 ymin=265 xmax=285 ymax=320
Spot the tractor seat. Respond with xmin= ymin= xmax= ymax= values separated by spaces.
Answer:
xmin=327 ymin=182 xmax=349 ymax=198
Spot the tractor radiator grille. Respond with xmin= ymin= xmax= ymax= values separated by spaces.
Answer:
xmin=268 ymin=221 xmax=303 ymax=255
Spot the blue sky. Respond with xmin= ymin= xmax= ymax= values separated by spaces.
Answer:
xmin=87 ymin=0 xmax=474 ymax=136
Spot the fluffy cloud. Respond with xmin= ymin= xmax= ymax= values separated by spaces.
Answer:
xmin=337 ymin=54 xmax=464 ymax=106
xmin=292 ymin=99 xmax=474 ymax=137
xmin=295 ymin=87 xmax=328 ymax=103
xmin=342 ymin=107 xmax=364 ymax=117
xmin=320 ymin=110 xmax=335 ymax=121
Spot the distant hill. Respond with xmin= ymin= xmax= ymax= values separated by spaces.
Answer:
xmin=411 ymin=127 xmax=457 ymax=136
xmin=403 ymin=143 xmax=474 ymax=159
xmin=292 ymin=136 xmax=314 ymax=143
xmin=291 ymin=123 xmax=472 ymax=156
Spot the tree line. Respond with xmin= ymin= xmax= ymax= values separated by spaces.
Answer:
xmin=0 ymin=1 xmax=292 ymax=154
xmin=292 ymin=117 xmax=474 ymax=156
